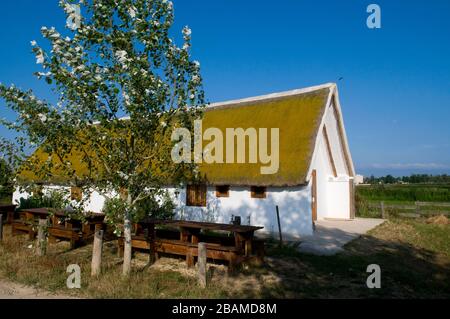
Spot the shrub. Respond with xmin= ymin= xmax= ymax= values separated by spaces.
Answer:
xmin=102 ymin=190 xmax=175 ymax=235
xmin=17 ymin=189 xmax=68 ymax=210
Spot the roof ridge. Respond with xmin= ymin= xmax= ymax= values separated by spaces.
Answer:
xmin=207 ymin=82 xmax=336 ymax=109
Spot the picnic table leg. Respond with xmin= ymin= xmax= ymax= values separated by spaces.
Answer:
xmin=180 ymin=227 xmax=189 ymax=242
xmin=234 ymin=233 xmax=244 ymax=253
xmin=145 ymin=224 xmax=157 ymax=264
xmin=228 ymin=253 xmax=236 ymax=274
xmin=245 ymin=239 xmax=252 ymax=257
xmin=25 ymin=212 xmax=35 ymax=240
xmin=191 ymin=229 xmax=200 ymax=244
xmin=7 ymin=211 xmax=14 ymax=224
xmin=186 ymin=247 xmax=194 ymax=268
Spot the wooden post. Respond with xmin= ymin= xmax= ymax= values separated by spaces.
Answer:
xmin=276 ymin=205 xmax=283 ymax=246
xmin=36 ymin=218 xmax=47 ymax=256
xmin=0 ymin=215 xmax=3 ymax=241
xmin=198 ymin=242 xmax=207 ymax=288
xmin=380 ymin=201 xmax=385 ymax=219
xmin=415 ymin=201 xmax=421 ymax=216
xmin=91 ymin=229 xmax=104 ymax=277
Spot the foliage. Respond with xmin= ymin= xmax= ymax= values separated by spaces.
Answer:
xmin=102 ymin=189 xmax=175 ymax=235
xmin=17 ymin=189 xmax=68 ymax=210
xmin=0 ymin=0 xmax=204 ymax=233
xmin=356 ymin=184 xmax=450 ymax=202
xmin=0 ymin=158 xmax=13 ymax=195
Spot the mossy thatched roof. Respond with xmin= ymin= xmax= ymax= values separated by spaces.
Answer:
xmin=199 ymin=86 xmax=330 ymax=186
xmin=18 ymin=85 xmax=333 ymax=187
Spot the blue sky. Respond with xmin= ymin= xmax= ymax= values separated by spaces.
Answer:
xmin=0 ymin=0 xmax=449 ymax=177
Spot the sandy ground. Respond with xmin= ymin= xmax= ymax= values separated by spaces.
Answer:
xmin=0 ymin=278 xmax=75 ymax=299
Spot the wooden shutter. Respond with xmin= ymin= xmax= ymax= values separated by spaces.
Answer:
xmin=186 ymin=185 xmax=207 ymax=207
xmin=71 ymin=186 xmax=82 ymax=202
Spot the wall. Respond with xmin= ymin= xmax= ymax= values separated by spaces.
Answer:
xmin=308 ymin=101 xmax=352 ymax=220
xmin=13 ymin=184 xmax=314 ymax=238
xmin=13 ymin=185 xmax=107 ymax=213
xmin=174 ymin=185 xmax=313 ymax=238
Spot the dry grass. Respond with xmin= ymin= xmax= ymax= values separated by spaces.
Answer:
xmin=1 ymin=218 xmax=450 ymax=298
xmin=426 ymin=215 xmax=450 ymax=225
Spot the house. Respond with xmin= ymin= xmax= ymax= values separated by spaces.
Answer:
xmin=13 ymin=82 xmax=356 ymax=238
xmin=354 ymin=174 xmax=364 ymax=185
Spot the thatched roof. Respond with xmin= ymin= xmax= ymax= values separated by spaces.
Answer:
xmin=199 ymin=85 xmax=331 ymax=186
xmin=18 ymin=83 xmax=347 ymax=187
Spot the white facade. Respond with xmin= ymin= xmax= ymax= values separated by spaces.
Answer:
xmin=174 ymin=185 xmax=313 ymax=238
xmin=308 ymin=98 xmax=354 ymax=220
xmin=13 ymin=184 xmax=314 ymax=238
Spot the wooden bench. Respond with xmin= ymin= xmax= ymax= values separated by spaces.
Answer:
xmin=0 ymin=205 xmax=17 ymax=224
xmin=47 ymin=225 xmax=83 ymax=248
xmin=118 ymin=236 xmax=240 ymax=271
xmin=11 ymin=220 xmax=36 ymax=240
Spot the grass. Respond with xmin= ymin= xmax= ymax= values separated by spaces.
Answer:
xmin=357 ymin=184 xmax=450 ymax=203
xmin=1 ymin=218 xmax=450 ymax=298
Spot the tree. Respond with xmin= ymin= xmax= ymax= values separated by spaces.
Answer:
xmin=0 ymin=0 xmax=204 ymax=275
xmin=0 ymin=157 xmax=12 ymax=188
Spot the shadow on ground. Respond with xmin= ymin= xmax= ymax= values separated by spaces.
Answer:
xmin=234 ymin=225 xmax=450 ymax=298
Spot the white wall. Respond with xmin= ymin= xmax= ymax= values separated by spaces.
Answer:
xmin=13 ymin=184 xmax=314 ymax=238
xmin=173 ymin=185 xmax=313 ymax=238
xmin=308 ymin=101 xmax=352 ymax=220
xmin=12 ymin=185 xmax=107 ymax=214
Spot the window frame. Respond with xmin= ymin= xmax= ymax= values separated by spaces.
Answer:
xmin=215 ymin=185 xmax=230 ymax=198
xmin=186 ymin=184 xmax=207 ymax=207
xmin=250 ymin=186 xmax=266 ymax=199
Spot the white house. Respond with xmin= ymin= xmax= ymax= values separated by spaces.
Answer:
xmin=13 ymin=83 xmax=355 ymax=238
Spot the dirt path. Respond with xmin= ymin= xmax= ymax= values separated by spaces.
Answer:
xmin=0 ymin=278 xmax=76 ymax=299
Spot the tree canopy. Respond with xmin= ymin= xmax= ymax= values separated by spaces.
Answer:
xmin=0 ymin=0 xmax=205 ymax=274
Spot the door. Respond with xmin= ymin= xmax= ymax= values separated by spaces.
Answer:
xmin=349 ymin=179 xmax=355 ymax=219
xmin=311 ymin=169 xmax=317 ymax=221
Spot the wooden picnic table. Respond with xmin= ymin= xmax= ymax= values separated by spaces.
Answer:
xmin=12 ymin=207 xmax=105 ymax=248
xmin=139 ymin=218 xmax=264 ymax=257
xmin=0 ymin=204 xmax=17 ymax=224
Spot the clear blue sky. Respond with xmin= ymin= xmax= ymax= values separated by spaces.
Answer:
xmin=0 ymin=0 xmax=449 ymax=177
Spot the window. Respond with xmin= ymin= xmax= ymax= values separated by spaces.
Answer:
xmin=215 ymin=185 xmax=230 ymax=198
xmin=250 ymin=186 xmax=266 ymax=199
xmin=71 ymin=186 xmax=82 ymax=202
xmin=186 ymin=184 xmax=207 ymax=207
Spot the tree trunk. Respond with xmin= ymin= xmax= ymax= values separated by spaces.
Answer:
xmin=122 ymin=209 xmax=132 ymax=276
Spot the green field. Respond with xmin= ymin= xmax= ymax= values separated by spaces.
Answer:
xmin=356 ymin=184 xmax=450 ymax=219
xmin=357 ymin=184 xmax=450 ymax=203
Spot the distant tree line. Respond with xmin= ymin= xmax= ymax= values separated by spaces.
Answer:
xmin=364 ymin=174 xmax=450 ymax=185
